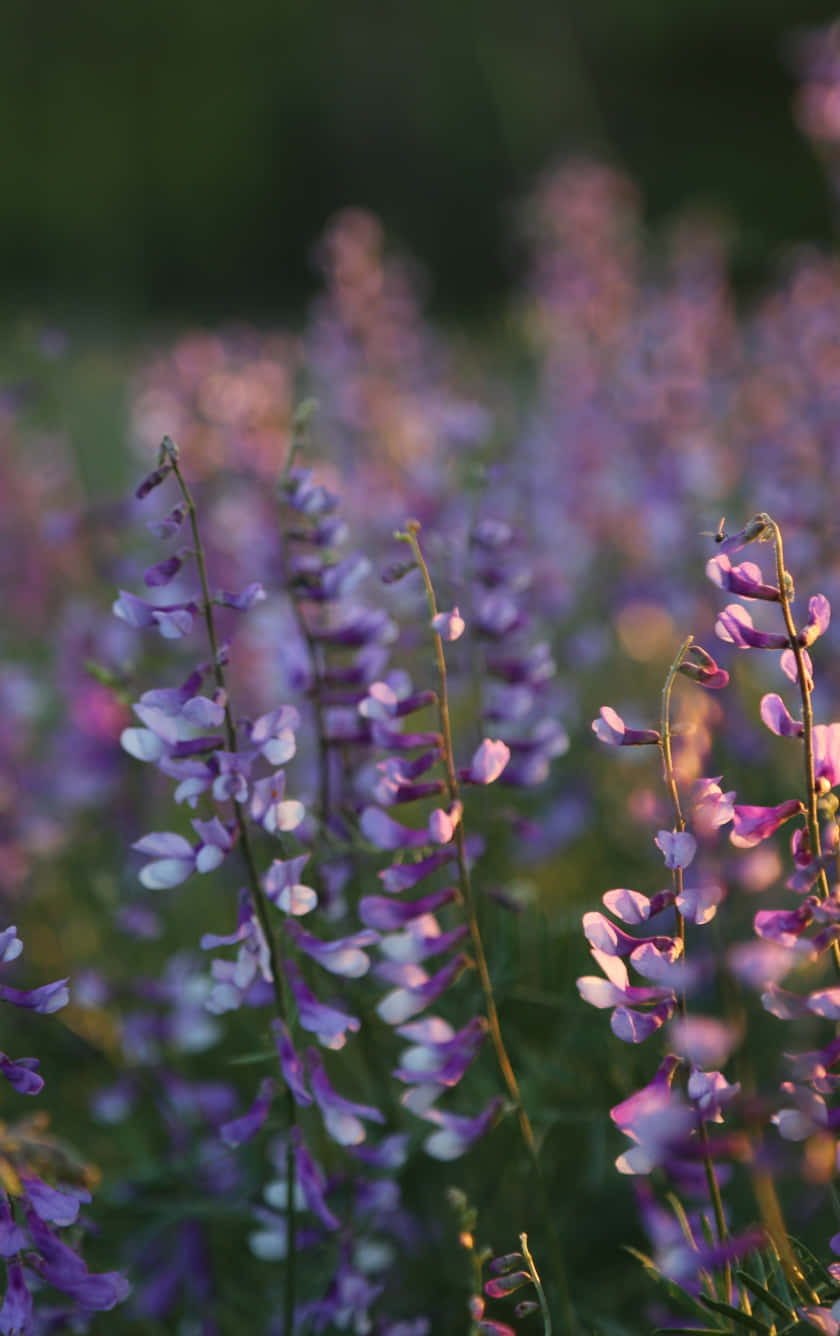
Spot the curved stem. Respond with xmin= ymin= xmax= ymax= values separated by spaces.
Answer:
xmin=659 ymin=637 xmax=730 ymax=1294
xmin=519 ymin=1233 xmax=552 ymax=1336
xmin=768 ymin=518 xmax=831 ymax=905
xmin=401 ymin=521 xmax=575 ymax=1331
xmin=171 ymin=457 xmax=298 ymax=1334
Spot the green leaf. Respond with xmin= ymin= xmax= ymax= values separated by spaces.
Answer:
xmin=623 ymin=1248 xmax=725 ymax=1326
xmin=226 ymin=1049 xmax=276 ymax=1066
xmin=788 ymin=1235 xmax=838 ymax=1292
xmin=698 ymin=1295 xmax=774 ymax=1333
xmin=736 ymin=1269 xmax=797 ymax=1321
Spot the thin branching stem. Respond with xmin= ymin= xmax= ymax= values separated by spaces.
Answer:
xmin=658 ymin=637 xmax=731 ymax=1298
xmin=401 ymin=520 xmax=576 ymax=1331
xmin=519 ymin=1233 xmax=552 ymax=1336
xmin=171 ymin=453 xmax=299 ymax=1334
xmin=767 ymin=517 xmax=832 ymax=904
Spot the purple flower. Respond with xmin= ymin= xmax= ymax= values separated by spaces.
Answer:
xmin=706 ymin=554 xmax=780 ymax=601
xmin=361 ymin=807 xmax=429 ymax=851
xmin=611 ymin=1075 xmax=693 ymax=1175
xmin=249 ymin=773 xmax=305 ymax=835
xmin=307 ymin=1048 xmax=385 ymax=1145
xmin=380 ymin=849 xmax=454 ymax=893
xmin=264 ymin=1126 xmax=339 ymax=1230
xmin=814 ymin=723 xmax=840 ymax=792
xmin=427 ymin=803 xmax=462 ymax=844
xmin=263 ymin=855 xmax=318 ymax=916
xmin=113 ymin=591 xmax=197 ymax=638
xmin=215 ymin=582 xmax=267 ymax=611
xmin=677 ymin=644 xmax=730 ymax=689
xmin=731 ymin=799 xmax=804 ymax=848
xmin=271 ymin=1020 xmax=312 ymax=1107
xmin=654 ymin=829 xmax=697 ymax=870
xmin=248 ymin=706 xmax=299 ymax=764
xmin=582 ymin=912 xmax=677 ymax=959
xmin=421 ymin=1095 xmax=504 ymax=1160
xmin=375 ymin=954 xmax=469 ymax=1024
xmin=799 ymin=593 xmax=831 ymax=648
xmin=284 ymin=958 xmax=361 ymax=1050
xmin=668 ymin=1015 xmax=741 ymax=1067
xmin=284 ymin=921 xmax=378 ymax=978
xmin=359 ymin=887 xmax=458 ymax=930
xmin=144 ymin=553 xmax=184 ymax=588
xmin=467 ymin=738 xmax=511 ymax=784
xmin=393 ymin=1016 xmax=486 ymax=1087
xmin=782 ymin=647 xmax=814 ymax=687
xmin=220 ymin=1077 xmax=276 ymax=1146
xmin=592 ymin=707 xmax=660 ymax=746
xmin=191 ymin=815 xmax=235 ymax=872
xmin=0 ymin=1261 xmax=32 ymax=1333
xmin=23 ymin=1208 xmax=131 ymax=1310
xmin=690 ymin=776 xmax=735 ymax=834
xmin=212 ymin=749 xmax=257 ymax=803
xmin=714 ymin=603 xmax=789 ymax=650
xmin=132 ymin=831 xmax=196 ymax=889
xmin=431 ymin=607 xmax=465 ymax=641
xmin=760 ymin=693 xmax=804 ymax=738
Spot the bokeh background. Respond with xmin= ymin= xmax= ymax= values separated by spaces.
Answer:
xmin=4 ymin=0 xmax=840 ymax=329
xmin=8 ymin=4 xmax=840 ymax=1332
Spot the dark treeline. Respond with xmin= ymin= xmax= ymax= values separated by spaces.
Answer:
xmin=5 ymin=0 xmax=840 ymax=323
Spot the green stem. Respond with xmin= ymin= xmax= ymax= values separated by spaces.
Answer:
xmin=520 ymin=1233 xmax=552 ymax=1336
xmin=171 ymin=455 xmax=298 ymax=1334
xmin=767 ymin=517 xmax=831 ymax=904
xmin=401 ymin=521 xmax=575 ymax=1331
xmin=659 ymin=637 xmax=730 ymax=1296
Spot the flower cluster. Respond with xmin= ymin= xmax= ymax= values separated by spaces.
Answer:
xmin=0 ymin=926 xmax=129 ymax=1331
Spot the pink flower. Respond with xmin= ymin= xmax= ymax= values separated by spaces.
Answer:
xmin=731 ymin=800 xmax=803 ymax=848
xmin=591 ymin=707 xmax=660 ymax=746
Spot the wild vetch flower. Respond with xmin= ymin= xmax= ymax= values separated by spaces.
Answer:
xmin=0 ymin=927 xmax=129 ymax=1327
xmin=715 ymin=603 xmax=790 ymax=650
xmin=592 ymin=706 xmax=660 ymax=746
xmin=655 ymin=829 xmax=697 ymax=870
xmin=420 ymin=1095 xmax=505 ymax=1161
xmin=730 ymin=799 xmax=804 ymax=848
xmin=306 ymin=1049 xmax=385 ymax=1146
xmin=760 ymin=693 xmax=805 ymax=738
xmin=431 ymin=607 xmax=465 ymax=641
xmin=705 ymin=553 xmax=781 ymax=601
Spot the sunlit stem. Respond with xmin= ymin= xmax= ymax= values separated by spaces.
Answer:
xmin=659 ymin=636 xmax=730 ymax=1294
xmin=170 ymin=453 xmax=298 ymax=1333
xmin=519 ymin=1233 xmax=552 ymax=1336
xmin=399 ymin=520 xmax=576 ymax=1331
xmin=766 ymin=516 xmax=831 ymax=905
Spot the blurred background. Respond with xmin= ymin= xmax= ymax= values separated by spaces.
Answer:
xmin=4 ymin=0 xmax=840 ymax=330
xmin=9 ymin=5 xmax=840 ymax=1331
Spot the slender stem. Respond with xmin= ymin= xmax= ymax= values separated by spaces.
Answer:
xmin=282 ymin=550 xmax=333 ymax=825
xmin=519 ymin=1233 xmax=552 ymax=1336
xmin=659 ymin=637 xmax=730 ymax=1295
xmin=401 ymin=521 xmax=575 ymax=1331
xmin=660 ymin=636 xmax=693 ymax=961
xmin=768 ymin=517 xmax=832 ymax=904
xmin=171 ymin=456 xmax=298 ymax=1334
xmin=403 ymin=522 xmax=533 ymax=1149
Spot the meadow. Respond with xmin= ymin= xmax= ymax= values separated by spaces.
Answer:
xmin=8 ymin=26 xmax=840 ymax=1335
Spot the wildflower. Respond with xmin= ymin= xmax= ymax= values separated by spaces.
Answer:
xmin=730 ymin=799 xmax=804 ymax=847
xmin=431 ymin=607 xmax=466 ymax=641
xmin=592 ymin=706 xmax=660 ymax=746
xmin=705 ymin=554 xmax=780 ymax=600
xmin=760 ymin=693 xmax=804 ymax=738
xmin=421 ymin=1095 xmax=505 ymax=1160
